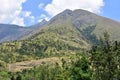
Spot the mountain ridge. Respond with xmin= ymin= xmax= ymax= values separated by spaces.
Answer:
xmin=24 ymin=9 xmax=120 ymax=42
xmin=0 ymin=9 xmax=120 ymax=43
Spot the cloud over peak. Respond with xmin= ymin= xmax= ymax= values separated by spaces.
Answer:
xmin=45 ymin=0 xmax=104 ymax=17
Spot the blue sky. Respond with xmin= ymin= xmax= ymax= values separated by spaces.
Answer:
xmin=0 ymin=0 xmax=119 ymax=26
xmin=101 ymin=0 xmax=120 ymax=22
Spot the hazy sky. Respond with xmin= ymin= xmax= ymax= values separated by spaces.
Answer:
xmin=0 ymin=0 xmax=119 ymax=26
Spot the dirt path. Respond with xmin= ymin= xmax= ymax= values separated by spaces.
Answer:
xmin=8 ymin=57 xmax=64 ymax=72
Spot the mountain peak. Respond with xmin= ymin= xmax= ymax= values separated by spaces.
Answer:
xmin=72 ymin=9 xmax=94 ymax=16
xmin=48 ymin=9 xmax=73 ymax=24
xmin=60 ymin=9 xmax=73 ymax=16
xmin=60 ymin=9 xmax=92 ymax=16
xmin=30 ymin=19 xmax=47 ymax=28
xmin=40 ymin=19 xmax=47 ymax=23
xmin=62 ymin=9 xmax=72 ymax=13
xmin=73 ymin=9 xmax=90 ymax=12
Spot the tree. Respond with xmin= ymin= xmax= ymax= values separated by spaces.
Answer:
xmin=90 ymin=32 xmax=120 ymax=80
xmin=10 ymin=76 xmax=15 ymax=80
xmin=60 ymin=53 xmax=92 ymax=80
xmin=16 ymin=74 xmax=22 ymax=80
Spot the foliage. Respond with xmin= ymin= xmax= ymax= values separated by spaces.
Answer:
xmin=90 ymin=32 xmax=120 ymax=80
xmin=0 ymin=34 xmax=120 ymax=79
xmin=0 ymin=23 xmax=89 ymax=63
xmin=0 ymin=24 xmax=120 ymax=80
xmin=0 ymin=53 xmax=91 ymax=80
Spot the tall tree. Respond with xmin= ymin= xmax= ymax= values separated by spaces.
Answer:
xmin=90 ymin=32 xmax=120 ymax=80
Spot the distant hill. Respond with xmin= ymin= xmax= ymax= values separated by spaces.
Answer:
xmin=0 ymin=20 xmax=47 ymax=43
xmin=0 ymin=24 xmax=31 ymax=43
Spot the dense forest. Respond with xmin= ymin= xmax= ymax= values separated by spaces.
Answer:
xmin=0 ymin=32 xmax=120 ymax=80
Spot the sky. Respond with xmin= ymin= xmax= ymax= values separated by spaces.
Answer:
xmin=0 ymin=0 xmax=119 ymax=26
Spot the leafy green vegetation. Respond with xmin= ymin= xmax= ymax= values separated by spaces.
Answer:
xmin=90 ymin=32 xmax=120 ymax=80
xmin=0 ymin=32 xmax=120 ymax=80
xmin=0 ymin=52 xmax=92 ymax=80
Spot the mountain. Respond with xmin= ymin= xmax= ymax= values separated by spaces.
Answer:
xmin=47 ymin=9 xmax=120 ymax=41
xmin=1 ymin=9 xmax=120 ymax=43
xmin=0 ymin=20 xmax=47 ymax=43
xmin=0 ymin=9 xmax=120 ymax=63
xmin=24 ymin=9 xmax=120 ymax=44
xmin=29 ymin=19 xmax=47 ymax=28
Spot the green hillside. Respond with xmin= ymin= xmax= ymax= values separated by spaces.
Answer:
xmin=0 ymin=19 xmax=89 ymax=63
xmin=0 ymin=33 xmax=120 ymax=80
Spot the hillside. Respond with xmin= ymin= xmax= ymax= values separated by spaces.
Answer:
xmin=0 ymin=22 xmax=89 ymax=63
xmin=0 ymin=9 xmax=120 ymax=63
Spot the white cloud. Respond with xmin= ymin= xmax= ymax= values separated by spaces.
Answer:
xmin=0 ymin=0 xmax=34 ymax=26
xmin=39 ymin=3 xmax=44 ymax=9
xmin=24 ymin=11 xmax=35 ymax=21
xmin=0 ymin=0 xmax=26 ymax=26
xmin=11 ymin=11 xmax=35 ymax=26
xmin=12 ymin=17 xmax=24 ymax=26
xmin=24 ymin=11 xmax=31 ymax=17
xmin=45 ymin=0 xmax=104 ymax=17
